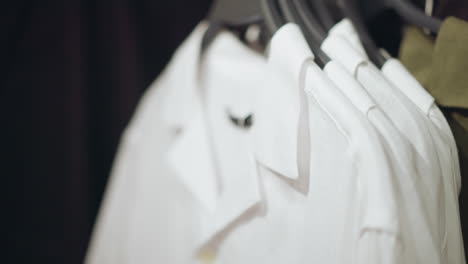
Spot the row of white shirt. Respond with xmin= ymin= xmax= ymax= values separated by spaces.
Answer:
xmin=85 ymin=20 xmax=465 ymax=264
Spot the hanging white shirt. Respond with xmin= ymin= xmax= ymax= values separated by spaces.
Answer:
xmin=321 ymin=32 xmax=447 ymax=258
xmin=85 ymin=23 xmax=212 ymax=264
xmin=382 ymin=59 xmax=465 ymax=264
xmin=328 ymin=19 xmax=465 ymax=264
xmin=85 ymin=22 xmax=266 ymax=264
xmin=246 ymin=23 xmax=401 ymax=264
xmin=324 ymin=59 xmax=442 ymax=263
xmin=87 ymin=22 xmax=407 ymax=264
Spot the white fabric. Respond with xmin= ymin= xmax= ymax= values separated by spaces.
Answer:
xmin=322 ymin=34 xmax=447 ymax=259
xmin=86 ymin=24 xmax=211 ymax=264
xmin=329 ymin=20 xmax=465 ymax=264
xmin=240 ymin=24 xmax=400 ymax=264
xmin=328 ymin=19 xmax=367 ymax=57
xmin=381 ymin=59 xmax=462 ymax=193
xmin=324 ymin=60 xmax=442 ymax=263
xmin=85 ymin=23 xmax=266 ymax=264
xmin=195 ymin=31 xmax=266 ymax=250
xmin=87 ymin=22 xmax=403 ymax=263
xmin=86 ymin=21 xmax=456 ymax=264
xmin=252 ymin=24 xmax=316 ymax=182
xmin=381 ymin=59 xmax=465 ymax=264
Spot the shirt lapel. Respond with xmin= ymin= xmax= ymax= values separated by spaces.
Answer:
xmin=194 ymin=31 xmax=266 ymax=252
xmin=163 ymin=23 xmax=220 ymax=214
xmin=164 ymin=28 xmax=265 ymax=255
xmin=252 ymin=23 xmax=314 ymax=194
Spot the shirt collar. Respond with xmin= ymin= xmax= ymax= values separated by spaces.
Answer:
xmin=381 ymin=58 xmax=436 ymax=115
xmin=252 ymin=23 xmax=314 ymax=187
xmin=321 ymin=34 xmax=368 ymax=78
xmin=164 ymin=24 xmax=266 ymax=254
xmin=195 ymin=30 xmax=266 ymax=251
xmin=161 ymin=23 xmax=208 ymax=129
xmin=162 ymin=23 xmax=220 ymax=214
xmin=327 ymin=20 xmax=436 ymax=115
xmin=328 ymin=18 xmax=368 ymax=57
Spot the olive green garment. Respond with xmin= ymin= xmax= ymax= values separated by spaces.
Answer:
xmin=399 ymin=16 xmax=468 ymax=253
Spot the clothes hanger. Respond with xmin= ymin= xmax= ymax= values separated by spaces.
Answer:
xmin=339 ymin=0 xmax=388 ymax=68
xmin=340 ymin=0 xmax=441 ymax=68
xmin=310 ymin=0 xmax=336 ymax=30
xmin=291 ymin=0 xmax=328 ymax=43
xmin=201 ymin=0 xmax=287 ymax=53
xmin=312 ymin=0 xmax=442 ymax=33
xmin=278 ymin=0 xmax=331 ymax=68
xmin=360 ymin=0 xmax=442 ymax=33
xmin=261 ymin=0 xmax=285 ymax=40
xmin=201 ymin=0 xmax=264 ymax=52
xmin=308 ymin=0 xmax=441 ymax=68
xmin=286 ymin=0 xmax=385 ymax=67
xmin=202 ymin=0 xmax=331 ymax=69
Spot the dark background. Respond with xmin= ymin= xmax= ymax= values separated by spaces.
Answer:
xmin=1 ymin=1 xmax=466 ymax=264
xmin=2 ymin=1 xmax=211 ymax=263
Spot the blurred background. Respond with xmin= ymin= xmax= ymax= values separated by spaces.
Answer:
xmin=2 ymin=1 xmax=211 ymax=263
xmin=1 ymin=0 xmax=466 ymax=263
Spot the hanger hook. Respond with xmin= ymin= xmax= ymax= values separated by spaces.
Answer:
xmin=425 ymin=0 xmax=434 ymax=16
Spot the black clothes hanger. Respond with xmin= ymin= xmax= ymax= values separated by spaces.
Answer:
xmin=278 ymin=0 xmax=331 ymax=68
xmin=261 ymin=0 xmax=285 ymax=40
xmin=202 ymin=0 xmax=286 ymax=53
xmin=300 ymin=0 xmax=385 ymax=67
xmin=309 ymin=0 xmax=440 ymax=68
xmin=360 ymin=0 xmax=442 ymax=33
xmin=202 ymin=0 xmax=332 ymax=68
xmin=201 ymin=0 xmax=264 ymax=52
xmin=340 ymin=0 xmax=441 ymax=67
xmin=339 ymin=0 xmax=388 ymax=68
xmin=292 ymin=0 xmax=328 ymax=43
xmin=310 ymin=0 xmax=336 ymax=30
xmin=313 ymin=0 xmax=441 ymax=33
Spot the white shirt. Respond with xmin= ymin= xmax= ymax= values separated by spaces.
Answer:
xmin=324 ymin=60 xmax=442 ymax=263
xmin=381 ymin=59 xmax=465 ymax=264
xmin=85 ymin=23 xmax=266 ymax=264
xmin=246 ymin=23 xmax=400 ymax=264
xmin=322 ymin=32 xmax=447 ymax=258
xmin=86 ymin=22 xmax=414 ymax=264
xmin=85 ymin=23 xmax=211 ymax=264
xmin=329 ymin=19 xmax=465 ymax=263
